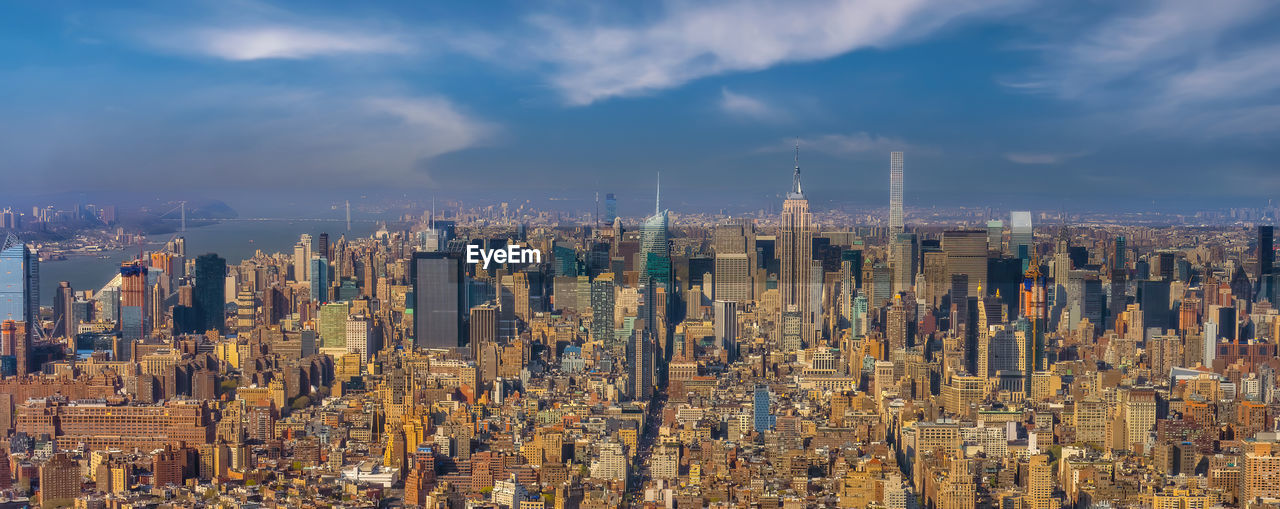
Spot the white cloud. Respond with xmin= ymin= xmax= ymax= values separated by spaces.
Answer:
xmin=9 ymin=89 xmax=494 ymax=189
xmin=757 ymin=132 xmax=907 ymax=157
xmin=362 ymin=96 xmax=495 ymax=163
xmin=1162 ymin=42 xmax=1280 ymax=105
xmin=802 ymin=132 xmax=907 ymax=155
xmin=1008 ymin=2 xmax=1268 ymax=97
xmin=527 ymin=0 xmax=1025 ymax=105
xmin=1004 ymin=151 xmax=1087 ymax=165
xmin=1005 ymin=1 xmax=1280 ymax=136
xmin=719 ymin=88 xmax=780 ymax=119
xmin=170 ymin=25 xmax=410 ymax=60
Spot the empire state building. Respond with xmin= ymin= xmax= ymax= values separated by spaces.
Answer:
xmin=778 ymin=147 xmax=815 ymax=350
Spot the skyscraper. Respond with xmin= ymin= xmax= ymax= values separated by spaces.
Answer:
xmin=1021 ymin=261 xmax=1047 ymax=393
xmin=1113 ymin=236 xmax=1127 ymax=271
xmin=552 ymin=243 xmax=578 ymax=277
xmin=346 ymin=314 xmax=373 ymax=363
xmin=779 ymin=147 xmax=815 ymax=348
xmin=0 ymin=233 xmax=37 ymax=330
xmin=194 ymin=253 xmax=227 ymax=334
xmin=942 ymin=230 xmax=988 ymax=297
xmin=591 ymin=273 xmax=616 ymax=348
xmin=294 ymin=240 xmax=310 ymax=283
xmin=299 ymin=233 xmax=312 ymax=266
xmin=412 ymin=252 xmax=466 ymax=350
xmin=638 ymin=175 xmax=669 ymax=290
xmin=976 ymin=294 xmax=1002 ymax=377
xmin=53 ymin=281 xmax=74 ymax=341
xmin=469 ymin=304 xmax=497 ymax=360
xmin=628 ymin=329 xmax=654 ymax=401
xmin=838 ymin=251 xmax=859 ymax=331
xmin=1139 ymin=279 xmax=1171 ymax=333
xmin=753 ymin=384 xmax=774 ymax=432
xmin=890 ymin=233 xmax=918 ymax=294
xmin=1203 ymin=321 xmax=1217 ymax=367
xmin=604 ymin=193 xmax=617 ymax=225
xmin=309 ymin=256 xmax=329 ymax=303
xmin=713 ymin=223 xmax=752 ymax=303
xmin=889 ymin=151 xmax=904 ymax=235
xmin=1125 ymin=389 xmax=1156 ymax=454
xmin=1009 ymin=211 xmax=1033 ymax=262
xmin=317 ymin=232 xmax=330 ymax=262
xmin=1 ymin=320 xmax=29 ymax=376
xmin=886 ymin=295 xmax=910 ymax=350
xmin=1260 ymin=226 xmax=1274 ymax=300
xmin=120 ymin=261 xmax=148 ymax=341
xmin=1262 ymin=226 xmax=1275 ymax=274
xmin=985 ymin=220 xmax=1004 ymax=252
xmin=713 ymin=299 xmax=738 ymax=361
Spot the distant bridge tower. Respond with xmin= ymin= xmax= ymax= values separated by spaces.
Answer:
xmin=345 ymin=200 xmax=351 ymax=231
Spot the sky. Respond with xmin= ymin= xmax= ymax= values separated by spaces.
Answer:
xmin=2 ymin=0 xmax=1279 ymax=214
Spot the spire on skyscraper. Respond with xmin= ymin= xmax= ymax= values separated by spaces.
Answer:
xmin=655 ymin=172 xmax=661 ymax=215
xmin=788 ymin=142 xmax=804 ymax=199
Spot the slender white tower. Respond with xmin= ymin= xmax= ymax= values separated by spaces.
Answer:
xmin=889 ymin=151 xmax=904 ymax=234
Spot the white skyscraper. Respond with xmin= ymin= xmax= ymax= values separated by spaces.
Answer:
xmin=1010 ymin=211 xmax=1033 ymax=259
xmin=294 ymin=242 xmax=308 ymax=283
xmin=296 ymin=234 xmax=313 ymax=282
xmin=890 ymin=151 xmax=904 ymax=234
xmin=346 ymin=314 xmax=372 ymax=363
xmin=1203 ymin=321 xmax=1217 ymax=367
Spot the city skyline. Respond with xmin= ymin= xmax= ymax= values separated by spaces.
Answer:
xmin=3 ymin=2 xmax=1280 ymax=508
xmin=1 ymin=1 xmax=1279 ymax=206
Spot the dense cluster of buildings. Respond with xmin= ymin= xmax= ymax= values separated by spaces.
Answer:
xmin=0 ymin=152 xmax=1278 ymax=508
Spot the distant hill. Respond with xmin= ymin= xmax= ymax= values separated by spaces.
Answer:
xmin=185 ymin=200 xmax=238 ymax=220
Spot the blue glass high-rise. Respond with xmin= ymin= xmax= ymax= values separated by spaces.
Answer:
xmin=604 ymin=193 xmax=617 ymax=225
xmin=0 ymin=233 xmax=37 ymax=325
xmin=753 ymin=384 xmax=774 ymax=432
xmin=194 ymin=253 xmax=226 ymax=333
xmin=553 ymin=244 xmax=577 ymax=277
xmin=310 ymin=257 xmax=329 ymax=304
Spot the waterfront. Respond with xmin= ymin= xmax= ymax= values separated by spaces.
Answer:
xmin=39 ymin=219 xmax=381 ymax=305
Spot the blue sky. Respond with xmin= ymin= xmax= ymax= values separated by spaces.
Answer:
xmin=2 ymin=0 xmax=1279 ymax=212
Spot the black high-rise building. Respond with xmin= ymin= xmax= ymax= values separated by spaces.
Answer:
xmin=194 ymin=253 xmax=227 ymax=333
xmin=53 ymin=281 xmax=74 ymax=340
xmin=317 ymin=233 xmax=330 ymax=262
xmin=963 ymin=295 xmax=979 ymax=373
xmin=1218 ymin=307 xmax=1237 ymax=342
xmin=1068 ymin=246 xmax=1088 ymax=271
xmin=412 ymin=252 xmax=466 ymax=350
xmin=1260 ymin=226 xmax=1274 ymax=277
xmin=1113 ymin=236 xmax=1126 ymax=271
xmin=1157 ymin=252 xmax=1175 ymax=281
xmin=817 ymin=244 xmax=843 ymax=273
xmin=987 ymin=257 xmax=1023 ymax=318
xmin=1138 ymin=279 xmax=1171 ymax=333
xmin=842 ymin=249 xmax=863 ymax=288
